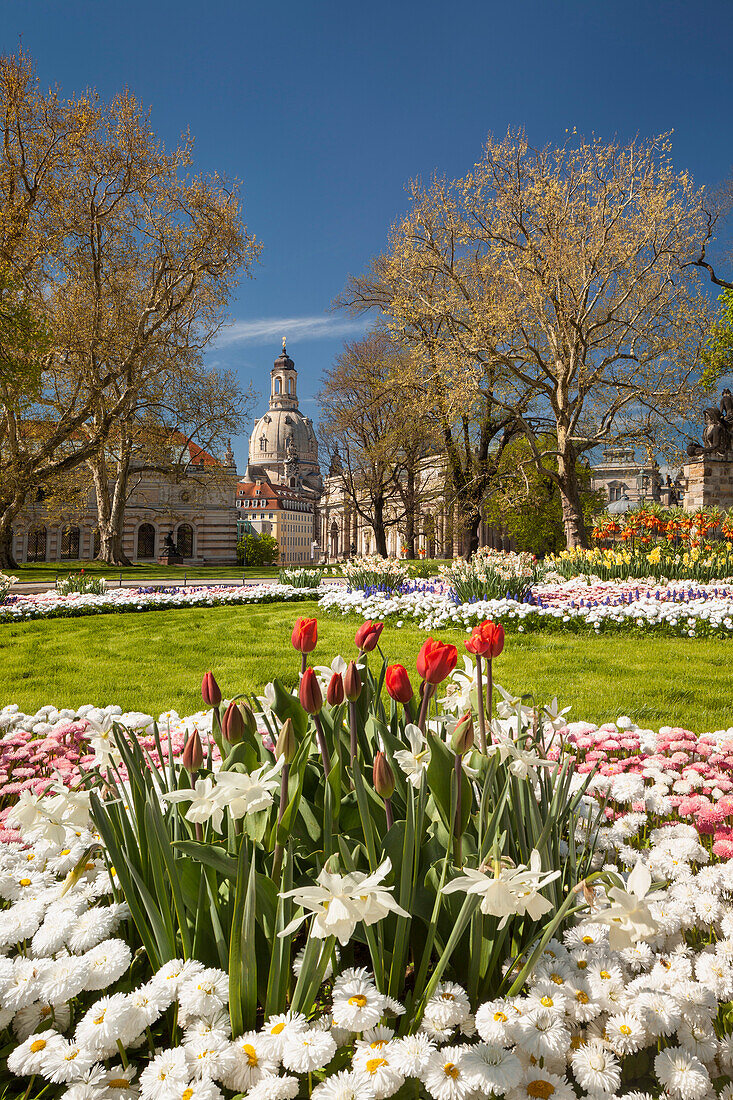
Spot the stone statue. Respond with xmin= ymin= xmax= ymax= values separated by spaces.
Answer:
xmin=284 ymin=431 xmax=299 ymax=479
xmin=721 ymin=387 xmax=733 ymax=429
xmin=687 ymin=392 xmax=733 ymax=458
xmin=163 ymin=531 xmax=177 ymax=554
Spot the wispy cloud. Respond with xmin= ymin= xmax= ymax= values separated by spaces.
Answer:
xmin=217 ymin=314 xmax=369 ymax=348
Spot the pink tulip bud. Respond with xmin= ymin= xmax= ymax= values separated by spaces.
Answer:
xmin=222 ymin=701 xmax=245 ymax=744
xmin=182 ymin=728 xmax=204 ymax=773
xmin=201 ymin=671 xmax=222 ymax=708
xmin=451 ymin=711 xmax=474 ymax=756
xmin=299 ymin=667 xmax=323 ymax=715
xmin=373 ymin=751 xmax=395 ymax=799
xmin=344 ymin=660 xmax=362 ymax=702
xmin=327 ymin=672 xmax=345 ymax=706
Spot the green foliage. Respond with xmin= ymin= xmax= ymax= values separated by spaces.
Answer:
xmin=278 ymin=567 xmax=321 ymax=589
xmin=88 ymin=639 xmax=599 ymax=1036
xmin=55 ymin=571 xmax=107 ymax=595
xmin=702 ymin=289 xmax=733 ymax=388
xmin=236 ymin=532 xmax=279 ymax=566
xmin=0 ymin=267 xmax=48 ymax=396
xmin=484 ymin=437 xmax=605 ymax=555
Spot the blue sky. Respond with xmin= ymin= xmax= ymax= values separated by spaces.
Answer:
xmin=5 ymin=0 xmax=733 ymax=464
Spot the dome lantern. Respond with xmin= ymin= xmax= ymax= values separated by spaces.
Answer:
xmin=271 ymin=336 xmax=298 ymax=408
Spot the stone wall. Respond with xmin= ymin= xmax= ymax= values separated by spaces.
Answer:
xmin=683 ymin=457 xmax=733 ymax=511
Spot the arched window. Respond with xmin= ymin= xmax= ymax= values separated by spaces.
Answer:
xmin=176 ymin=523 xmax=194 ymax=558
xmin=287 ymin=377 xmax=293 ymax=394
xmin=27 ymin=526 xmax=47 ymax=562
xmin=275 ymin=377 xmax=281 ymax=394
xmin=260 ymin=435 xmax=267 ymax=452
xmin=93 ymin=529 xmax=100 ymax=557
xmin=60 ymin=525 xmax=80 ymax=560
xmin=137 ymin=523 xmax=156 ymax=559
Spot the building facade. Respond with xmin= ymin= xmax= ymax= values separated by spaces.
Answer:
xmin=11 ymin=440 xmax=240 ymax=565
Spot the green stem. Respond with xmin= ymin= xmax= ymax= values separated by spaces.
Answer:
xmin=475 ymin=655 xmax=487 ymax=753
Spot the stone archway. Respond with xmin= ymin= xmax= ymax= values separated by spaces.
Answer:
xmin=330 ymin=521 xmax=339 ymax=559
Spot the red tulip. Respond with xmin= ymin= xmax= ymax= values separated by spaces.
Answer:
xmin=299 ymin=667 xmax=323 ymax=714
xmin=373 ymin=751 xmax=395 ymax=799
xmin=416 ymin=637 xmax=458 ymax=685
xmin=326 ymin=671 xmax=345 ymax=706
xmin=291 ymin=617 xmax=318 ymax=654
xmin=201 ymin=671 xmax=222 ymax=708
xmin=182 ymin=728 xmax=204 ymax=773
xmin=464 ymin=620 xmax=505 ymax=659
xmin=355 ymin=620 xmax=384 ymax=652
xmin=222 ymin=701 xmax=245 ymax=744
xmin=343 ymin=660 xmax=362 ymax=702
xmin=385 ymin=664 xmax=413 ymax=704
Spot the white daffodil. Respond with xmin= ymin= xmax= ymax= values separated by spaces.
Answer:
xmin=213 ymin=760 xmax=284 ymax=820
xmin=438 ymin=657 xmax=479 ymax=715
xmin=542 ymin=697 xmax=572 ymax=732
xmin=394 ymin=725 xmax=430 ymax=788
xmin=442 ymin=850 xmax=561 ymax=929
xmin=487 ymin=729 xmax=553 ymax=782
xmin=5 ymin=791 xmax=67 ymax=846
xmin=279 ymin=857 xmax=409 ymax=946
xmin=161 ymin=777 xmax=224 ymax=832
xmin=494 ymin=683 xmax=535 ymax=727
xmin=587 ymin=860 xmax=660 ymax=950
xmin=83 ymin=715 xmax=123 ymax=770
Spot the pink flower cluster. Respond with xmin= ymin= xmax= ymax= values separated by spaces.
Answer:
xmin=560 ymin=723 xmax=733 ymax=859
xmin=0 ymin=719 xmax=199 ymax=843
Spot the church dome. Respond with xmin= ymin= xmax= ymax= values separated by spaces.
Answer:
xmin=247 ymin=342 xmax=321 ymax=490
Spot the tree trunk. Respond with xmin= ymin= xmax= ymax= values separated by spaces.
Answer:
xmin=372 ymin=495 xmax=388 ymax=557
xmin=0 ymin=500 xmax=20 ymax=569
xmin=465 ymin=509 xmax=482 ymax=560
xmin=557 ymin=438 xmax=589 ymax=549
xmin=88 ymin=446 xmax=133 ymax=566
xmin=403 ymin=460 xmax=416 ymax=559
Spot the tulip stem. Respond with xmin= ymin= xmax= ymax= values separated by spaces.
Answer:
xmin=385 ymin=795 xmax=394 ymax=831
xmin=272 ymin=762 xmax=290 ymax=882
xmin=301 ymin=652 xmax=307 ymax=678
xmin=475 ymin=656 xmax=487 ymax=753
xmin=417 ymin=682 xmax=433 ymax=733
xmin=404 ymin=697 xmax=414 ymax=724
xmin=453 ymin=752 xmax=463 ymax=866
xmin=313 ymin=713 xmax=332 ymax=775
xmin=349 ymin=701 xmax=358 ymax=763
xmin=486 ymin=658 xmax=493 ymax=733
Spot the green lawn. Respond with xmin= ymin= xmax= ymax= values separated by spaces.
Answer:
xmin=1 ymin=600 xmax=731 ymax=732
xmin=6 ymin=561 xmax=284 ymax=584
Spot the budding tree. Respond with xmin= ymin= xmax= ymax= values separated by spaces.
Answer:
xmin=341 ymin=132 xmax=714 ymax=548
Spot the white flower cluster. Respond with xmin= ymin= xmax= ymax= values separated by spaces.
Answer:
xmin=318 ymin=579 xmax=733 ymax=635
xmin=2 ymin=779 xmax=733 ymax=1100
xmin=0 ymin=582 xmax=325 ymax=624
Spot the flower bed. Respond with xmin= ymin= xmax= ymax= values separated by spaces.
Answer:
xmin=0 ymin=582 xmax=324 ymax=624
xmin=1 ymin=615 xmax=733 ymax=1099
xmin=319 ymin=577 xmax=733 ymax=637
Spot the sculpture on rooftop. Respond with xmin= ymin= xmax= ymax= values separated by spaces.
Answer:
xmin=687 ymin=389 xmax=733 ymax=457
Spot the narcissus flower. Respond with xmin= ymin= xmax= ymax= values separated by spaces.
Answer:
xmin=291 ymin=617 xmax=318 ymax=654
xmin=442 ymin=850 xmax=560 ymax=928
xmin=417 ymin=638 xmax=458 ymax=685
xmin=355 ymin=620 xmax=384 ymax=652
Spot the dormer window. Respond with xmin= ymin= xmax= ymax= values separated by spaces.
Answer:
xmin=260 ymin=436 xmax=267 ymax=451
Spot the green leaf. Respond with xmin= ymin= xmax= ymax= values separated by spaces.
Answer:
xmin=173 ymin=840 xmax=239 ymax=879
xmin=426 ymin=731 xmax=471 ymax=834
xmin=270 ymin=679 xmax=308 ymax=740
